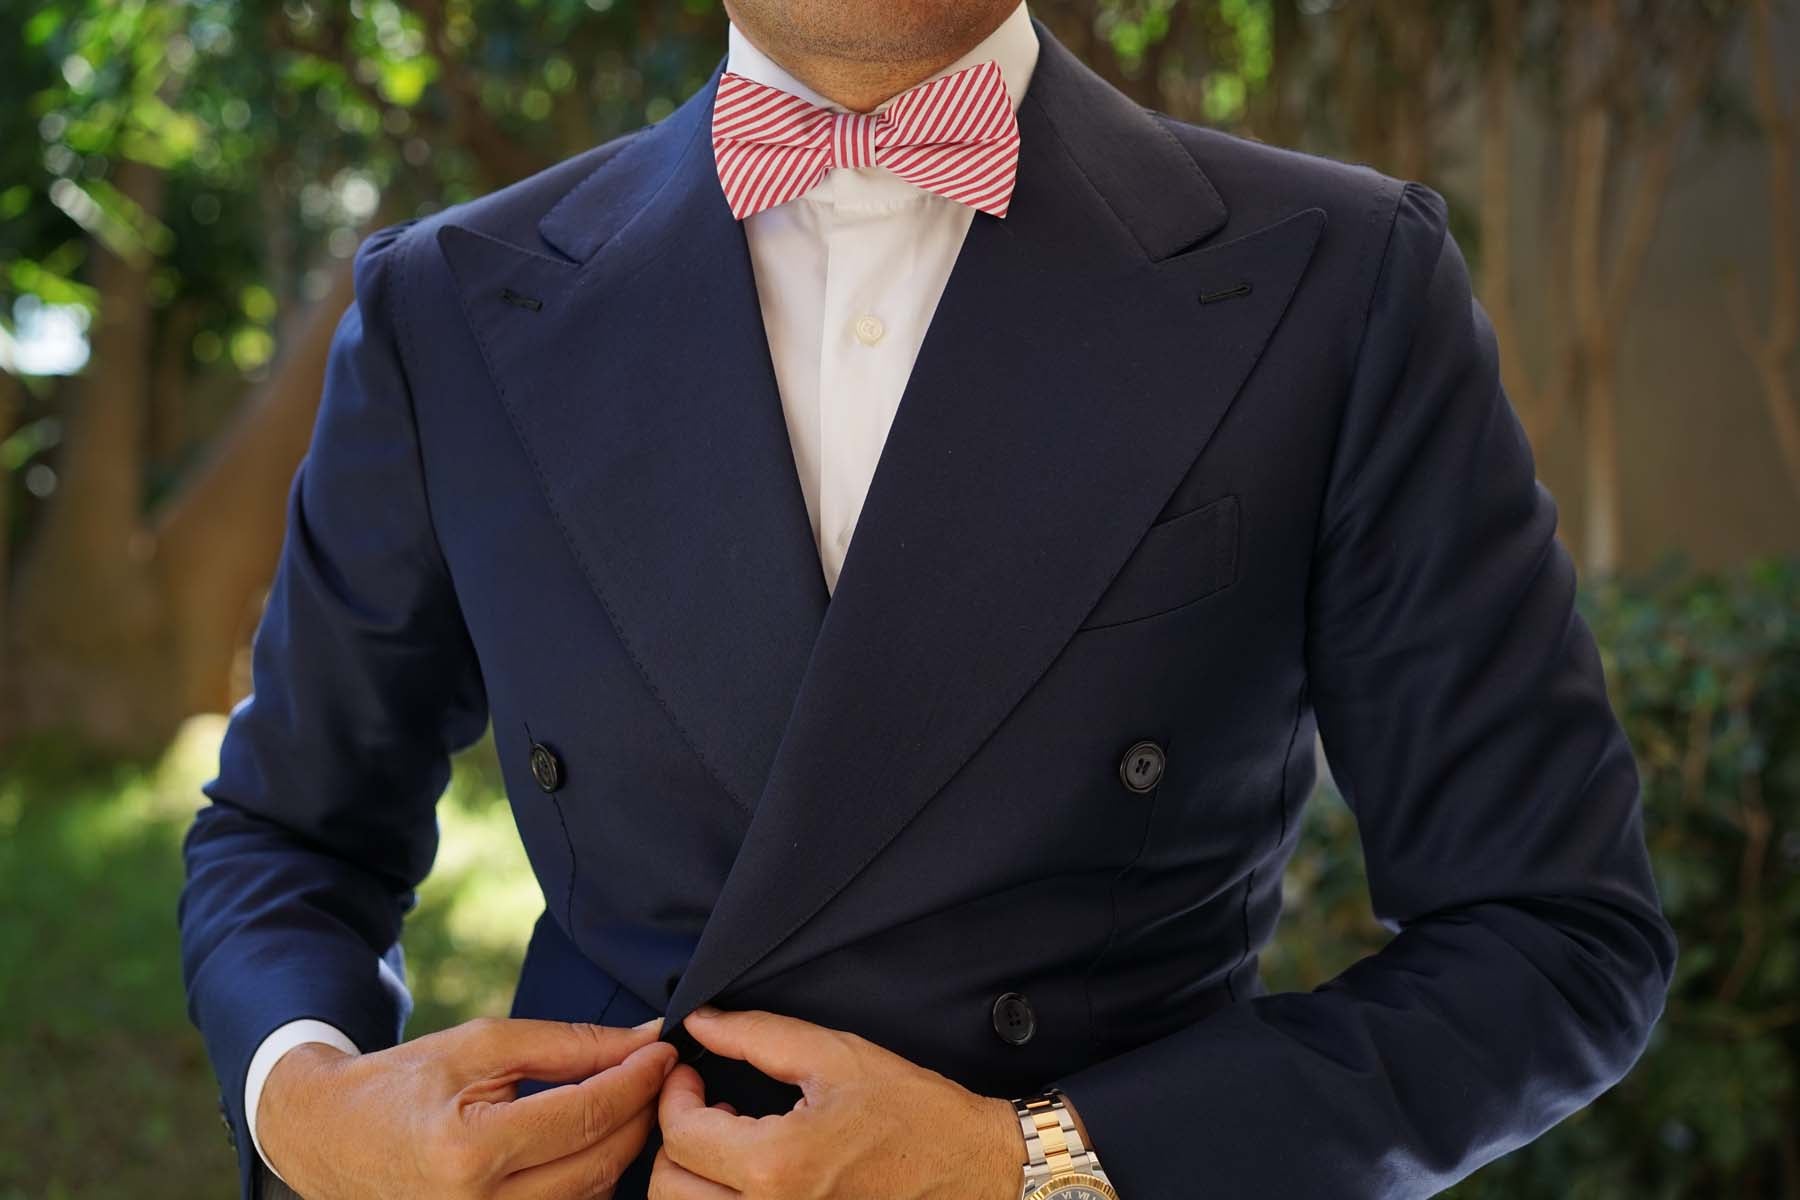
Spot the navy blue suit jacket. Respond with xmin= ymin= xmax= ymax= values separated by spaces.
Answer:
xmin=179 ymin=21 xmax=1678 ymax=1199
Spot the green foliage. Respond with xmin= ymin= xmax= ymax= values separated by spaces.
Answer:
xmin=1537 ymin=556 xmax=1800 ymax=1197
xmin=0 ymin=0 xmax=728 ymax=528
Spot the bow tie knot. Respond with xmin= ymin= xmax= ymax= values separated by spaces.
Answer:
xmin=712 ymin=59 xmax=1021 ymax=221
xmin=827 ymin=110 xmax=880 ymax=171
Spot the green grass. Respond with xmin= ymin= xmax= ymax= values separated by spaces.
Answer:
xmin=0 ymin=719 xmax=538 ymax=1199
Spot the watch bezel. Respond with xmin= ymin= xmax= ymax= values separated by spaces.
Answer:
xmin=1024 ymin=1171 xmax=1120 ymax=1200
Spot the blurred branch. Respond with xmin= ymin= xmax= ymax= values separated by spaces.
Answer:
xmin=1600 ymin=21 xmax=1719 ymax=336
xmin=1715 ymin=765 xmax=1771 ymax=1008
xmin=409 ymin=0 xmax=549 ymax=187
xmin=1681 ymin=1002 xmax=1800 ymax=1037
xmin=149 ymin=240 xmax=362 ymax=716
xmin=1679 ymin=692 xmax=1716 ymax=811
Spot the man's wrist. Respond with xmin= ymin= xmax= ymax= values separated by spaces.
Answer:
xmin=245 ymin=1019 xmax=361 ymax=1179
xmin=255 ymin=1038 xmax=358 ymax=1183
xmin=985 ymin=1094 xmax=1029 ymax=1200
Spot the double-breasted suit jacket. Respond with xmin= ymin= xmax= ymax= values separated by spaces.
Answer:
xmin=179 ymin=20 xmax=1678 ymax=1199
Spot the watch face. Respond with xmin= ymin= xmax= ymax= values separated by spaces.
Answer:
xmin=1025 ymin=1173 xmax=1119 ymax=1200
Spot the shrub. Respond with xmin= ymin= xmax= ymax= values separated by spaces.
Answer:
xmin=1270 ymin=556 xmax=1800 ymax=1198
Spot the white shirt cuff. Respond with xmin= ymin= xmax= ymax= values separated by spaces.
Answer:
xmin=244 ymin=1019 xmax=361 ymax=1182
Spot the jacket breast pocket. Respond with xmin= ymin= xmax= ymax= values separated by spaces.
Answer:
xmin=1076 ymin=494 xmax=1240 ymax=631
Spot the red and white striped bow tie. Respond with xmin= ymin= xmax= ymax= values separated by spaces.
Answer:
xmin=711 ymin=59 xmax=1021 ymax=221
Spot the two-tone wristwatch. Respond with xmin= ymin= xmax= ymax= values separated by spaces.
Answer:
xmin=1011 ymin=1088 xmax=1119 ymax=1199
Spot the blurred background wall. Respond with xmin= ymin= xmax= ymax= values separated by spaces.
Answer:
xmin=1 ymin=2 xmax=1796 ymax=1197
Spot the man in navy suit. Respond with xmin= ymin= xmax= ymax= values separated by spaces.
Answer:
xmin=178 ymin=0 xmax=1679 ymax=1196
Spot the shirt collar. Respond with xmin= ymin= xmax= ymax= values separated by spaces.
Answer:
xmin=724 ymin=1 xmax=1039 ymax=119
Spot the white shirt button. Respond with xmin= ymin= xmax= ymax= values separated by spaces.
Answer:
xmin=834 ymin=525 xmax=852 ymax=550
xmin=853 ymin=315 xmax=885 ymax=346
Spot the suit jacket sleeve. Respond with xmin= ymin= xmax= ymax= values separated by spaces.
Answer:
xmin=176 ymin=217 xmax=490 ymax=1196
xmin=1049 ymin=181 xmax=1678 ymax=1198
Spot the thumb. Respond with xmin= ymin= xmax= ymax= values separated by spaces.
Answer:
xmin=657 ymin=1062 xmax=710 ymax=1125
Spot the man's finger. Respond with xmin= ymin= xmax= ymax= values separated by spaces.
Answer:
xmin=657 ymin=1061 xmax=708 ymax=1111
xmin=678 ymin=1007 xmax=847 ymax=1086
xmin=648 ymin=1145 xmax=743 ymax=1199
xmin=656 ymin=1062 xmax=777 ymax=1189
xmin=458 ymin=1015 xmax=663 ymax=1083
xmin=493 ymin=1101 xmax=656 ymax=1200
xmin=488 ymin=1039 xmax=678 ymax=1171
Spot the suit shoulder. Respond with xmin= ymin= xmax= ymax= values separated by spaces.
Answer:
xmin=1151 ymin=114 xmax=1445 ymax=251
xmin=356 ymin=123 xmax=656 ymax=272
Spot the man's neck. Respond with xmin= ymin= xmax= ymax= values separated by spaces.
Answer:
xmin=721 ymin=3 xmax=1021 ymax=114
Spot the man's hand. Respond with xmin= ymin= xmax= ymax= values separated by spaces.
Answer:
xmin=649 ymin=1006 xmax=1026 ymax=1200
xmin=259 ymin=1015 xmax=679 ymax=1199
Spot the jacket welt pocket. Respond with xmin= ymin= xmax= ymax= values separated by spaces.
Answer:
xmin=1076 ymin=495 xmax=1239 ymax=631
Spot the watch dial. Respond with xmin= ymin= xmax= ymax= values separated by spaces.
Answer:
xmin=1047 ymin=1189 xmax=1107 ymax=1200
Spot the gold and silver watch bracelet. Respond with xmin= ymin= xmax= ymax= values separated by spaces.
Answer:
xmin=1012 ymin=1088 xmax=1113 ymax=1196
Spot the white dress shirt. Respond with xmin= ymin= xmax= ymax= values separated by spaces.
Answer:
xmin=732 ymin=0 xmax=1039 ymax=593
xmin=243 ymin=2 xmax=1039 ymax=1177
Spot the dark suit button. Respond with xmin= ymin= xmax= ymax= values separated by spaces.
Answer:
xmin=1119 ymin=739 xmax=1165 ymax=793
xmin=991 ymin=991 xmax=1037 ymax=1045
xmin=528 ymin=742 xmax=564 ymax=792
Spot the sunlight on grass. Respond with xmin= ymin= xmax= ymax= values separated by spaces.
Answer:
xmin=0 ymin=717 xmax=538 ymax=1197
xmin=406 ymin=759 xmax=541 ymax=1027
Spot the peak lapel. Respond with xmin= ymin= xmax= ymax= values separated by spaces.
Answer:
xmin=436 ymin=68 xmax=829 ymax=817
xmin=666 ymin=27 xmax=1328 ymax=1025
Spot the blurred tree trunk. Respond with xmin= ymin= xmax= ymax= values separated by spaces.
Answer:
xmin=1329 ymin=2 xmax=1443 ymax=182
xmin=1733 ymin=0 xmax=1800 ymax=502
xmin=6 ymin=157 xmax=169 ymax=752
xmin=1 ymin=155 xmax=361 ymax=755
xmin=1246 ymin=0 xmax=1305 ymax=150
xmin=1568 ymin=1 xmax=1718 ymax=577
xmin=1 ymin=0 xmax=552 ymax=757
xmin=1568 ymin=39 xmax=1623 ymax=578
xmin=151 ymin=260 xmax=356 ymax=718
xmin=1480 ymin=0 xmax=1574 ymax=451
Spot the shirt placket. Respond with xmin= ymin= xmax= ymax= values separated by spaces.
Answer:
xmin=815 ymin=215 xmax=904 ymax=588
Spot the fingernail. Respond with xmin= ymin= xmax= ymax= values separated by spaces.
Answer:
xmin=691 ymin=1004 xmax=722 ymax=1018
xmin=633 ymin=1016 xmax=662 ymax=1032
